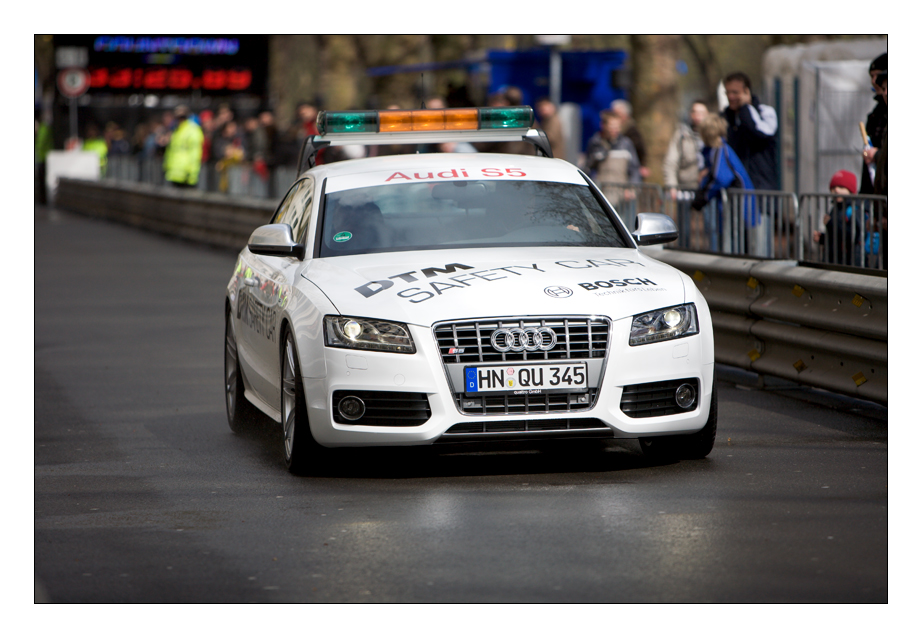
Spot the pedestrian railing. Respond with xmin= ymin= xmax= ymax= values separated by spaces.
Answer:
xmin=596 ymin=182 xmax=664 ymax=237
xmin=797 ymin=193 xmax=887 ymax=271
xmin=103 ymin=156 xmax=888 ymax=272
xmin=721 ymin=189 xmax=800 ymax=259
xmin=105 ymin=155 xmax=299 ymax=201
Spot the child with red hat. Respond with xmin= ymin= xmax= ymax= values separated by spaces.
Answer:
xmin=813 ymin=170 xmax=858 ymax=265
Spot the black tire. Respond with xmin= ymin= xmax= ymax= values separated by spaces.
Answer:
xmin=640 ymin=382 xmax=718 ymax=461
xmin=225 ymin=307 xmax=260 ymax=433
xmin=281 ymin=328 xmax=321 ymax=475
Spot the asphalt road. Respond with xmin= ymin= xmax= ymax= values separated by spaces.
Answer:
xmin=34 ymin=206 xmax=888 ymax=603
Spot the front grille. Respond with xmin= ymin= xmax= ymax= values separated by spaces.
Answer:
xmin=620 ymin=378 xmax=699 ymax=418
xmin=441 ymin=418 xmax=610 ymax=439
xmin=332 ymin=390 xmax=431 ymax=426
xmin=434 ymin=316 xmax=610 ymax=364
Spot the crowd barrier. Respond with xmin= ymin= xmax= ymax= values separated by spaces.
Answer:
xmin=797 ymin=192 xmax=887 ymax=270
xmin=103 ymin=161 xmax=888 ymax=273
xmin=53 ymin=178 xmax=887 ymax=404
xmin=106 ymin=155 xmax=299 ymax=201
xmin=599 ymin=182 xmax=887 ymax=273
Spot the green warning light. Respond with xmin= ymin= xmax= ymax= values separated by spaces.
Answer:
xmin=478 ymin=106 xmax=534 ymax=130
xmin=318 ymin=111 xmax=378 ymax=135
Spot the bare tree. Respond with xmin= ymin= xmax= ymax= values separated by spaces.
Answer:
xmin=630 ymin=35 xmax=681 ymax=186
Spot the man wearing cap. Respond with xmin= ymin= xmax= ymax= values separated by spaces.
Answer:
xmin=163 ymin=105 xmax=204 ymax=188
xmin=860 ymin=53 xmax=887 ymax=194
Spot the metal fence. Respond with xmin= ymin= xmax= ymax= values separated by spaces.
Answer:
xmin=797 ymin=192 xmax=887 ymax=270
xmin=106 ymin=155 xmax=299 ymax=201
xmin=597 ymin=182 xmax=664 ymax=243
xmin=622 ymin=184 xmax=887 ymax=272
xmin=721 ymin=188 xmax=800 ymax=259
xmin=605 ymin=184 xmax=803 ymax=261
xmin=103 ymin=158 xmax=887 ymax=272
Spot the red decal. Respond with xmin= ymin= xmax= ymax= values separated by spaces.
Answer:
xmin=481 ymin=168 xmax=503 ymax=177
xmin=438 ymin=169 xmax=459 ymax=178
xmin=386 ymin=172 xmax=412 ymax=182
xmin=505 ymin=168 xmax=526 ymax=177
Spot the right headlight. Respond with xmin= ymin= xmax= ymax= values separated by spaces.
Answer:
xmin=324 ymin=315 xmax=416 ymax=354
xmin=629 ymin=303 xmax=699 ymax=346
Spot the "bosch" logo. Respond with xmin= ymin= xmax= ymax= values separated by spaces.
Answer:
xmin=490 ymin=327 xmax=558 ymax=353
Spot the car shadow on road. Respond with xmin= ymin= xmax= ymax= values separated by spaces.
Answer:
xmin=228 ymin=415 xmax=692 ymax=479
xmin=322 ymin=440 xmax=691 ymax=480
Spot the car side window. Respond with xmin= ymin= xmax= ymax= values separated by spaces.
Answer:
xmin=271 ymin=178 xmax=314 ymax=243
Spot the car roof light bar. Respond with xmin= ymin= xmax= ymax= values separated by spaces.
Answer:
xmin=297 ymin=107 xmax=551 ymax=172
xmin=317 ymin=106 xmax=535 ymax=135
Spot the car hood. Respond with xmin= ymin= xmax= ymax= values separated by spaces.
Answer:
xmin=303 ymin=246 xmax=689 ymax=327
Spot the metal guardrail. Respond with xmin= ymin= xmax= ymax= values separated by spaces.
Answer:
xmin=55 ymin=177 xmax=275 ymax=250
xmin=655 ymin=250 xmax=886 ymax=404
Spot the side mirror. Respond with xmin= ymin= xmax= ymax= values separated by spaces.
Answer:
xmin=632 ymin=213 xmax=678 ymax=246
xmin=247 ymin=224 xmax=305 ymax=259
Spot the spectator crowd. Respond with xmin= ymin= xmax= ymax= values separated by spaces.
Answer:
xmin=36 ymin=55 xmax=887 ymax=267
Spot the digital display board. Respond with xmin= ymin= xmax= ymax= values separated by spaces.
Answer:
xmin=53 ymin=35 xmax=269 ymax=96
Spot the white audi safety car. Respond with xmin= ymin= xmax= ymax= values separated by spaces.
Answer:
xmin=224 ymin=106 xmax=716 ymax=473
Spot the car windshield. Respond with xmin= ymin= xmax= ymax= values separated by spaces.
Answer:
xmin=319 ymin=179 xmax=630 ymax=257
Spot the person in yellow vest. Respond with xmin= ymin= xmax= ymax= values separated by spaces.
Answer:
xmin=163 ymin=105 xmax=204 ymax=188
xmin=82 ymin=123 xmax=109 ymax=177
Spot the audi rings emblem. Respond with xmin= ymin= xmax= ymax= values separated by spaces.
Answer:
xmin=490 ymin=327 xmax=558 ymax=352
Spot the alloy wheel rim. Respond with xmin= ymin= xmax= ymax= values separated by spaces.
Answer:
xmin=282 ymin=335 xmax=297 ymax=461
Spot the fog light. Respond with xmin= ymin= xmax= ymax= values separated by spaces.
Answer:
xmin=338 ymin=395 xmax=365 ymax=421
xmin=675 ymin=384 xmax=696 ymax=409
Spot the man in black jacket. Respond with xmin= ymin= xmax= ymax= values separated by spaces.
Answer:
xmin=722 ymin=72 xmax=779 ymax=191
xmin=861 ymin=53 xmax=887 ymax=194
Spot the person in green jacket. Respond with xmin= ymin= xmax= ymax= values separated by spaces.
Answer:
xmin=163 ymin=105 xmax=204 ymax=187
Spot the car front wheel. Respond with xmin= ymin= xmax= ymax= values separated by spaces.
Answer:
xmin=281 ymin=328 xmax=319 ymax=474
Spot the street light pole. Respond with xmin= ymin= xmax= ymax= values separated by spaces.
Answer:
xmin=535 ymin=35 xmax=570 ymax=106
xmin=550 ymin=47 xmax=561 ymax=106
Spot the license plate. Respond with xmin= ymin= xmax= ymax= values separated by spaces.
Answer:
xmin=464 ymin=362 xmax=588 ymax=395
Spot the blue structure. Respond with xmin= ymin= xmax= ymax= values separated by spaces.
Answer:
xmin=486 ymin=49 xmax=629 ymax=153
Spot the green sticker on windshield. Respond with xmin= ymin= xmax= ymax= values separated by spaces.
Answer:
xmin=333 ymin=231 xmax=353 ymax=243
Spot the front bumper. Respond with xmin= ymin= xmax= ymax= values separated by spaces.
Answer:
xmin=303 ymin=317 xmax=714 ymax=447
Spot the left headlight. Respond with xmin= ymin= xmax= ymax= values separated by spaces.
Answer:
xmin=324 ymin=316 xmax=416 ymax=354
xmin=629 ymin=303 xmax=698 ymax=346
